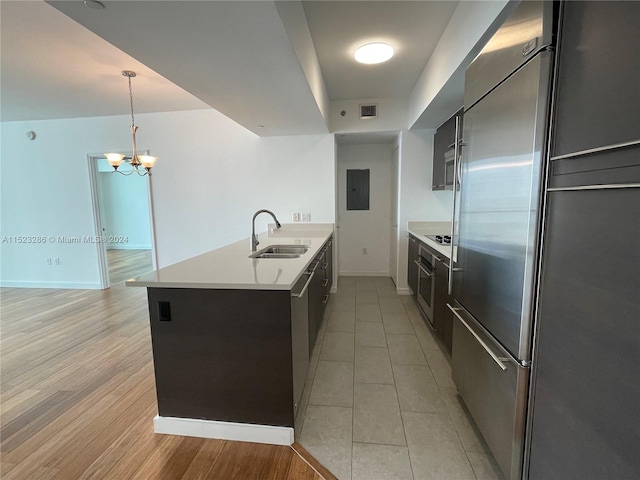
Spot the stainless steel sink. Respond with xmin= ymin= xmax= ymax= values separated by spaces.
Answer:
xmin=249 ymin=245 xmax=310 ymax=259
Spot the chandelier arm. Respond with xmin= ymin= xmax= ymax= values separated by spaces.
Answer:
xmin=114 ymin=165 xmax=134 ymax=176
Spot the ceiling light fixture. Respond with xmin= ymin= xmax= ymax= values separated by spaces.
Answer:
xmin=354 ymin=42 xmax=394 ymax=64
xmin=105 ymin=71 xmax=157 ymax=176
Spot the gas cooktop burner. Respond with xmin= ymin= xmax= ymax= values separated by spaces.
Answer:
xmin=426 ymin=234 xmax=451 ymax=245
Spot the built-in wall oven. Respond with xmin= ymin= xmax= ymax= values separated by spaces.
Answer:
xmin=415 ymin=245 xmax=436 ymax=326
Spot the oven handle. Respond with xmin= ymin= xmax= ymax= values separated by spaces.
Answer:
xmin=414 ymin=260 xmax=434 ymax=277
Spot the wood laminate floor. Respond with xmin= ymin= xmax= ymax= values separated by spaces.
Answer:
xmin=0 ymin=272 xmax=336 ymax=479
xmin=106 ymin=249 xmax=153 ymax=285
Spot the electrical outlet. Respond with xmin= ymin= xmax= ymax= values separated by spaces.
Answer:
xmin=302 ymin=212 xmax=311 ymax=222
xmin=292 ymin=212 xmax=300 ymax=222
xmin=362 ymin=248 xmax=367 ymax=255
xmin=54 ymin=257 xmax=60 ymax=265
xmin=47 ymin=257 xmax=52 ymax=265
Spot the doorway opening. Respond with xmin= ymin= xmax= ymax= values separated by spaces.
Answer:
xmin=87 ymin=153 xmax=157 ymax=288
xmin=335 ymin=132 xmax=400 ymax=280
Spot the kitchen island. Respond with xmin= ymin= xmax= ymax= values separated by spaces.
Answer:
xmin=127 ymin=224 xmax=334 ymax=445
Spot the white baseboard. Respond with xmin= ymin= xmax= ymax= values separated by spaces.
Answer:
xmin=153 ymin=415 xmax=294 ymax=446
xmin=0 ymin=281 xmax=102 ymax=289
xmin=396 ymin=287 xmax=413 ymax=296
xmin=339 ymin=271 xmax=390 ymax=277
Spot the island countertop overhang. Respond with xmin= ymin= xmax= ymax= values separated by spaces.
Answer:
xmin=126 ymin=223 xmax=334 ymax=291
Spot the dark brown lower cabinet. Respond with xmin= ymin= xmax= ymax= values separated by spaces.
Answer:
xmin=323 ymin=238 xmax=333 ymax=300
xmin=409 ymin=238 xmax=452 ymax=354
xmin=308 ymin=236 xmax=333 ymax=356
xmin=147 ymin=273 xmax=311 ymax=429
xmin=434 ymin=256 xmax=453 ymax=354
xmin=407 ymin=235 xmax=419 ymax=295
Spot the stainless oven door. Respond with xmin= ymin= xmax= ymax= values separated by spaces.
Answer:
xmin=416 ymin=246 xmax=435 ymax=326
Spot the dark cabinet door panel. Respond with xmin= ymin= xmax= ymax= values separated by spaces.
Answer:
xmin=552 ymin=1 xmax=640 ymax=157
xmin=528 ymin=188 xmax=640 ymax=478
xmin=432 ymin=109 xmax=462 ymax=190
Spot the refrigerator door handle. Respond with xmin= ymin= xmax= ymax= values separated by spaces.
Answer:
xmin=449 ymin=116 xmax=461 ymax=295
xmin=448 ymin=304 xmax=509 ymax=371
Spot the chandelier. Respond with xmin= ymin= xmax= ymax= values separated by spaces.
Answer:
xmin=105 ymin=71 xmax=157 ymax=176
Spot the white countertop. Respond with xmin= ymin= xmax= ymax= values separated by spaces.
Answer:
xmin=126 ymin=224 xmax=334 ymax=290
xmin=407 ymin=221 xmax=452 ymax=260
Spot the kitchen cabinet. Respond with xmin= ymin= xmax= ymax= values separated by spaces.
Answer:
xmin=528 ymin=188 xmax=640 ymax=479
xmin=146 ymin=276 xmax=311 ymax=428
xmin=422 ymin=242 xmax=452 ymax=354
xmin=552 ymin=1 xmax=639 ymax=158
xmin=322 ymin=237 xmax=333 ymax=302
xmin=407 ymin=235 xmax=452 ymax=353
xmin=526 ymin=3 xmax=640 ymax=477
xmin=308 ymin=235 xmax=333 ymax=355
xmin=407 ymin=234 xmax=419 ymax=295
xmin=432 ymin=108 xmax=463 ymax=190
xmin=549 ymin=0 xmax=640 ymax=189
xmin=307 ymin=257 xmax=323 ymax=355
xmin=434 ymin=255 xmax=452 ymax=354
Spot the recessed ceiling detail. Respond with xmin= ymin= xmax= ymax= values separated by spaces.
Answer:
xmin=1 ymin=1 xmax=209 ymax=122
xmin=302 ymin=1 xmax=458 ymax=100
xmin=3 ymin=0 xmax=462 ymax=135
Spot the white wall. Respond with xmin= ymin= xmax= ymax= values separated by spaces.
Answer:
xmin=97 ymin=171 xmax=152 ymax=249
xmin=149 ymin=119 xmax=335 ymax=268
xmin=275 ymin=1 xmax=330 ymax=127
xmin=337 ymin=144 xmax=392 ymax=276
xmin=0 ymin=109 xmax=336 ymax=288
xmin=396 ymin=129 xmax=454 ymax=292
xmin=330 ymin=97 xmax=408 ymax=134
xmin=409 ymin=0 xmax=512 ymax=128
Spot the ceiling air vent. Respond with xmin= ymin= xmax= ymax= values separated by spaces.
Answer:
xmin=360 ymin=104 xmax=378 ymax=119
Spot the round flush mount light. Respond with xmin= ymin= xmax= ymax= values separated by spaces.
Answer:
xmin=354 ymin=42 xmax=394 ymax=64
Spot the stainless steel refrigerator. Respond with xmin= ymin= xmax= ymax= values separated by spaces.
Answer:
xmin=448 ymin=2 xmax=554 ymax=479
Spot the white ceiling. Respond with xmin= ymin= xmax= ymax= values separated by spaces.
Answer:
xmin=0 ymin=0 xmax=209 ymax=122
xmin=1 ymin=1 xmax=462 ymax=135
xmin=302 ymin=1 xmax=457 ymax=100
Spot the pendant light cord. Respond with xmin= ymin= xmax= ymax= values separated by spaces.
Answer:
xmin=128 ymin=75 xmax=135 ymax=127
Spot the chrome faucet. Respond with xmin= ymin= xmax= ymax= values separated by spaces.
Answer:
xmin=251 ymin=209 xmax=282 ymax=251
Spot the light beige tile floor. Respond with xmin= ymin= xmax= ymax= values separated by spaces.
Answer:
xmin=297 ymin=276 xmax=504 ymax=480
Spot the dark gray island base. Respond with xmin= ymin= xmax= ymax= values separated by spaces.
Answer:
xmin=148 ymin=287 xmax=299 ymax=428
